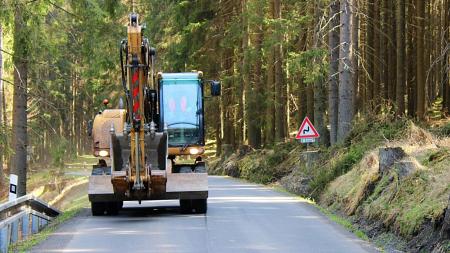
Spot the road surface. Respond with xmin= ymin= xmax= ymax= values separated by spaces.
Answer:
xmin=32 ymin=176 xmax=378 ymax=253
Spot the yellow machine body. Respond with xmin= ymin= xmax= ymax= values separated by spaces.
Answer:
xmin=88 ymin=13 xmax=210 ymax=215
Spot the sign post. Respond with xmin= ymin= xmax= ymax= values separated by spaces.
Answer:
xmin=9 ymin=174 xmax=18 ymax=201
xmin=295 ymin=116 xmax=320 ymax=145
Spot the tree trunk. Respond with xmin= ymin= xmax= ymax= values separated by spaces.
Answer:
xmin=443 ymin=0 xmax=450 ymax=114
xmin=0 ymin=25 xmax=4 ymax=183
xmin=220 ymin=1 xmax=235 ymax=155
xmin=11 ymin=4 xmax=29 ymax=197
xmin=328 ymin=0 xmax=340 ymax=145
xmin=407 ymin=0 xmax=416 ymax=117
xmin=248 ymin=0 xmax=264 ymax=148
xmin=366 ymin=0 xmax=375 ymax=111
xmin=373 ymin=0 xmax=381 ymax=111
xmin=351 ymin=0 xmax=359 ymax=113
xmin=396 ymin=0 xmax=406 ymax=116
xmin=337 ymin=0 xmax=354 ymax=142
xmin=387 ymin=0 xmax=397 ymax=103
xmin=381 ymin=0 xmax=389 ymax=102
xmin=273 ymin=0 xmax=286 ymax=142
xmin=265 ymin=0 xmax=276 ymax=146
xmin=313 ymin=1 xmax=329 ymax=146
xmin=416 ymin=0 xmax=426 ymax=119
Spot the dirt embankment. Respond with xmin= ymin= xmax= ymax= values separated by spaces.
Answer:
xmin=210 ymin=120 xmax=450 ymax=252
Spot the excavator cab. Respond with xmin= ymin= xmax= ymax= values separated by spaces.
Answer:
xmin=159 ymin=73 xmax=204 ymax=147
xmin=159 ymin=72 xmax=220 ymax=173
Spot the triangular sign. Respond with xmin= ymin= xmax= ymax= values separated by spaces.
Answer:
xmin=296 ymin=116 xmax=320 ymax=139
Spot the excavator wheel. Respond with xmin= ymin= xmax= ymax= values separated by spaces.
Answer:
xmin=105 ymin=201 xmax=122 ymax=215
xmin=179 ymin=199 xmax=207 ymax=214
xmin=91 ymin=202 xmax=106 ymax=216
xmin=180 ymin=199 xmax=192 ymax=214
xmin=192 ymin=199 xmax=207 ymax=214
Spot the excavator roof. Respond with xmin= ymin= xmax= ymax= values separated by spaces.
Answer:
xmin=159 ymin=72 xmax=202 ymax=80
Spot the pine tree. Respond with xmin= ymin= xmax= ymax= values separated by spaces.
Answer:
xmin=337 ymin=0 xmax=354 ymax=142
xmin=11 ymin=2 xmax=30 ymax=196
xmin=396 ymin=0 xmax=406 ymax=116
xmin=328 ymin=0 xmax=340 ymax=145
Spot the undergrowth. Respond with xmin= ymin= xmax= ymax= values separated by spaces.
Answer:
xmin=309 ymin=118 xmax=408 ymax=198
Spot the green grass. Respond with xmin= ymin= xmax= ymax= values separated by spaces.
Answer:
xmin=8 ymin=195 xmax=89 ymax=253
xmin=315 ymin=205 xmax=369 ymax=240
xmin=309 ymin=118 xmax=408 ymax=198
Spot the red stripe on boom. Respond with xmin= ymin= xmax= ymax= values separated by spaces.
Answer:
xmin=133 ymin=87 xmax=139 ymax=97
xmin=132 ymin=70 xmax=139 ymax=84
xmin=133 ymin=102 xmax=140 ymax=112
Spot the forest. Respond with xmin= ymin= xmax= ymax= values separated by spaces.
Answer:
xmin=0 ymin=0 xmax=449 ymax=194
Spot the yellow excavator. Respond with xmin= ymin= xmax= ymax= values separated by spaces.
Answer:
xmin=88 ymin=13 xmax=220 ymax=215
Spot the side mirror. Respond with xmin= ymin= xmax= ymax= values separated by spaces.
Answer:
xmin=210 ymin=81 xmax=221 ymax=96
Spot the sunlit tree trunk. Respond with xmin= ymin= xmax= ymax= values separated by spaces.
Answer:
xmin=328 ymin=0 xmax=339 ymax=145
xmin=337 ymin=0 xmax=354 ymax=142
xmin=0 ymin=25 xmax=4 ymax=183
xmin=351 ymin=0 xmax=359 ymax=113
xmin=11 ymin=3 xmax=30 ymax=196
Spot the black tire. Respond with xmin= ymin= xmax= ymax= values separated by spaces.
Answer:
xmin=91 ymin=202 xmax=106 ymax=216
xmin=180 ymin=199 xmax=193 ymax=214
xmin=192 ymin=199 xmax=207 ymax=214
xmin=106 ymin=202 xmax=120 ymax=215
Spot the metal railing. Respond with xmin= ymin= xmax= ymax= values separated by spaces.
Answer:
xmin=0 ymin=195 xmax=60 ymax=253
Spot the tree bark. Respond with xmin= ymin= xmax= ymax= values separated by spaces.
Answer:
xmin=265 ymin=0 xmax=276 ymax=146
xmin=395 ymin=0 xmax=406 ymax=116
xmin=220 ymin=1 xmax=235 ymax=155
xmin=387 ymin=0 xmax=397 ymax=103
xmin=416 ymin=0 xmax=426 ymax=119
xmin=328 ymin=0 xmax=340 ymax=145
xmin=381 ymin=0 xmax=389 ymax=102
xmin=337 ymin=0 xmax=354 ymax=142
xmin=366 ymin=0 xmax=375 ymax=111
xmin=248 ymin=0 xmax=264 ymax=148
xmin=0 ymin=25 xmax=4 ymax=183
xmin=11 ymin=4 xmax=29 ymax=196
xmin=443 ymin=0 xmax=450 ymax=114
xmin=313 ymin=0 xmax=329 ymax=146
xmin=273 ymin=0 xmax=286 ymax=142
xmin=351 ymin=0 xmax=359 ymax=113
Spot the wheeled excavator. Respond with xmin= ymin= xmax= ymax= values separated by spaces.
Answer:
xmin=88 ymin=13 xmax=220 ymax=215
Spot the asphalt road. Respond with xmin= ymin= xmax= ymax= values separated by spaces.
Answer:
xmin=32 ymin=176 xmax=378 ymax=253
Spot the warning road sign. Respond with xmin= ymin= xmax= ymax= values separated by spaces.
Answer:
xmin=296 ymin=116 xmax=320 ymax=140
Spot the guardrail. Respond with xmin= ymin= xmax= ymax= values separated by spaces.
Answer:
xmin=0 ymin=195 xmax=60 ymax=253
